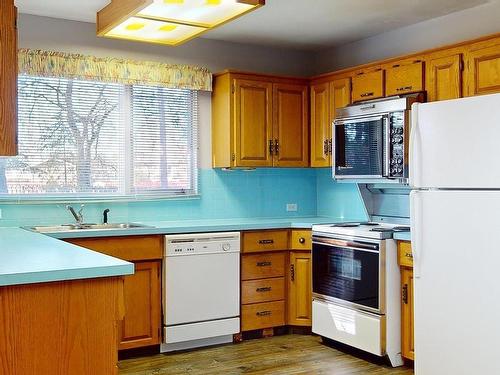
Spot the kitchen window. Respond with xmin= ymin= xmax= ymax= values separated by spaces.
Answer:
xmin=0 ymin=75 xmax=199 ymax=199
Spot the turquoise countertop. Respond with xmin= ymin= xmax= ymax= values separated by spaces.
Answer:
xmin=0 ymin=228 xmax=134 ymax=287
xmin=45 ymin=216 xmax=348 ymax=239
xmin=394 ymin=232 xmax=411 ymax=241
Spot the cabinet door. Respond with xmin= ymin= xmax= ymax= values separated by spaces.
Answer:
xmin=273 ymin=83 xmax=308 ymax=167
xmin=426 ymin=54 xmax=463 ymax=102
xmin=386 ymin=60 xmax=424 ymax=96
xmin=119 ymin=261 xmax=162 ymax=350
xmin=310 ymin=83 xmax=330 ymax=167
xmin=287 ymin=251 xmax=312 ymax=326
xmin=0 ymin=1 xmax=17 ymax=156
xmin=352 ymin=69 xmax=385 ymax=102
xmin=465 ymin=43 xmax=500 ymax=96
xmin=234 ymin=79 xmax=273 ymax=167
xmin=329 ymin=78 xmax=351 ymax=165
xmin=401 ymin=267 xmax=415 ymax=360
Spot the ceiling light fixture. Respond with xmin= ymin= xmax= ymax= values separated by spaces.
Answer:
xmin=97 ymin=0 xmax=265 ymax=46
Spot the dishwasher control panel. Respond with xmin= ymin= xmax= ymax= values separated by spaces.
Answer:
xmin=165 ymin=232 xmax=241 ymax=256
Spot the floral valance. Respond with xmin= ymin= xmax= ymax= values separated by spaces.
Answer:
xmin=18 ymin=49 xmax=212 ymax=91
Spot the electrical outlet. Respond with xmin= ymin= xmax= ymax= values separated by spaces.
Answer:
xmin=286 ymin=203 xmax=297 ymax=212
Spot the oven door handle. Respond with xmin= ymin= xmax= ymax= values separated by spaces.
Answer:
xmin=312 ymin=237 xmax=379 ymax=253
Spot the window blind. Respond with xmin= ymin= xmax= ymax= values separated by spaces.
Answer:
xmin=0 ymin=75 xmax=199 ymax=199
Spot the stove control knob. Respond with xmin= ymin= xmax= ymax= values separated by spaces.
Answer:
xmin=222 ymin=243 xmax=231 ymax=251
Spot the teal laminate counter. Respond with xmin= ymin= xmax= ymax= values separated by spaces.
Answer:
xmin=0 ymin=228 xmax=134 ymax=287
xmin=393 ymin=232 xmax=411 ymax=241
xmin=43 ymin=216 xmax=350 ymax=239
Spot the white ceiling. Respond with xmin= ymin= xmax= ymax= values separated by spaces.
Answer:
xmin=16 ymin=0 xmax=491 ymax=50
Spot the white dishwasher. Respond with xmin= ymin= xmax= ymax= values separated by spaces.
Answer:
xmin=161 ymin=232 xmax=240 ymax=353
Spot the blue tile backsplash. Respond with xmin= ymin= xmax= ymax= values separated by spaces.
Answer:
xmin=0 ymin=168 xmax=368 ymax=227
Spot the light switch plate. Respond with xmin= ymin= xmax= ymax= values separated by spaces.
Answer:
xmin=286 ymin=203 xmax=297 ymax=212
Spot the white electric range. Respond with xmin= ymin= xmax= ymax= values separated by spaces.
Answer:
xmin=311 ymin=221 xmax=409 ymax=367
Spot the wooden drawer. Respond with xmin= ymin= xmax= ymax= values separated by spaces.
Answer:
xmin=386 ymin=60 xmax=424 ymax=96
xmin=66 ymin=235 xmax=163 ymax=261
xmin=352 ymin=69 xmax=385 ymax=102
xmin=242 ymin=230 xmax=289 ymax=253
xmin=242 ymin=277 xmax=285 ymax=304
xmin=290 ymin=229 xmax=312 ymax=250
xmin=398 ymin=241 xmax=413 ymax=267
xmin=241 ymin=301 xmax=285 ymax=331
xmin=241 ymin=252 xmax=286 ymax=280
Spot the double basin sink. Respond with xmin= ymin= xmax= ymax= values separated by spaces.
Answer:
xmin=28 ymin=222 xmax=153 ymax=234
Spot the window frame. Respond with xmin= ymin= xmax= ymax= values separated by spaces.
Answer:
xmin=0 ymin=74 xmax=200 ymax=202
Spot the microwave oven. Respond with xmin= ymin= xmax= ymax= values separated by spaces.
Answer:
xmin=333 ymin=94 xmax=424 ymax=183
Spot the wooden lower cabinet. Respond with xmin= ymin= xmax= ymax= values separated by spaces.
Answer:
xmin=398 ymin=241 xmax=414 ymax=361
xmin=401 ymin=267 xmax=415 ymax=360
xmin=0 ymin=278 xmax=124 ymax=375
xmin=287 ymin=251 xmax=312 ymax=326
xmin=119 ymin=260 xmax=161 ymax=350
xmin=66 ymin=236 xmax=163 ymax=350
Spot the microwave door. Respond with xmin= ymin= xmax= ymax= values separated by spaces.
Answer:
xmin=334 ymin=116 xmax=385 ymax=179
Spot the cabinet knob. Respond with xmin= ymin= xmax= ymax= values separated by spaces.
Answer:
xmin=298 ymin=237 xmax=305 ymax=244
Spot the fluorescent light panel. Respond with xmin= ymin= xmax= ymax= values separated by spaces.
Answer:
xmin=98 ymin=0 xmax=264 ymax=46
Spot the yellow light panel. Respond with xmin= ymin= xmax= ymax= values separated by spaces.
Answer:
xmin=104 ymin=17 xmax=206 ymax=46
xmin=137 ymin=0 xmax=258 ymax=28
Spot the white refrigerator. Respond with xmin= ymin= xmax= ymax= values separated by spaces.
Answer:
xmin=410 ymin=93 xmax=500 ymax=374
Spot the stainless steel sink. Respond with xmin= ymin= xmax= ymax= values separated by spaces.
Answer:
xmin=28 ymin=223 xmax=153 ymax=233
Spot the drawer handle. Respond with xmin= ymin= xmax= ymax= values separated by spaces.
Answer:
xmin=360 ymin=92 xmax=374 ymax=97
xmin=402 ymin=284 xmax=408 ymax=304
xmin=258 ymin=239 xmax=274 ymax=245
xmin=256 ymin=310 xmax=272 ymax=317
xmin=396 ymin=86 xmax=413 ymax=91
xmin=256 ymin=261 xmax=272 ymax=267
xmin=405 ymin=252 xmax=413 ymax=258
xmin=298 ymin=237 xmax=306 ymax=244
xmin=256 ymin=287 xmax=272 ymax=292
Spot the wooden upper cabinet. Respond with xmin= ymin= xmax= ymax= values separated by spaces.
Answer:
xmin=465 ymin=41 xmax=500 ymax=96
xmin=287 ymin=251 xmax=312 ymax=326
xmin=426 ymin=53 xmax=463 ymax=102
xmin=234 ymin=79 xmax=273 ymax=167
xmin=385 ymin=60 xmax=424 ymax=96
xmin=352 ymin=68 xmax=385 ymax=102
xmin=0 ymin=0 xmax=18 ymax=156
xmin=273 ymin=83 xmax=309 ymax=167
xmin=212 ymin=72 xmax=309 ymax=168
xmin=310 ymin=82 xmax=330 ymax=167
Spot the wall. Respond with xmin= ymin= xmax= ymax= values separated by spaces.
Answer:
xmin=18 ymin=14 xmax=314 ymax=77
xmin=0 ymin=14 xmax=363 ymax=227
xmin=313 ymin=0 xmax=500 ymax=74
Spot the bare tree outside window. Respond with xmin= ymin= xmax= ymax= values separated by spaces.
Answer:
xmin=0 ymin=75 xmax=198 ymax=198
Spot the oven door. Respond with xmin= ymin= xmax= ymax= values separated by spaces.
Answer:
xmin=312 ymin=235 xmax=385 ymax=314
xmin=334 ymin=115 xmax=390 ymax=179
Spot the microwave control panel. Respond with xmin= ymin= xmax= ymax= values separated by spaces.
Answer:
xmin=389 ymin=111 xmax=405 ymax=177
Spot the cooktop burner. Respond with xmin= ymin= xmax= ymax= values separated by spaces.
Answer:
xmin=330 ymin=223 xmax=360 ymax=227
xmin=331 ymin=222 xmax=381 ymax=228
xmin=370 ymin=226 xmax=410 ymax=233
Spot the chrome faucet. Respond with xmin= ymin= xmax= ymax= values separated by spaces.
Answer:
xmin=67 ymin=204 xmax=84 ymax=225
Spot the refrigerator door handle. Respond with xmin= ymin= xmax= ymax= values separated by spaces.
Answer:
xmin=410 ymin=190 xmax=422 ymax=278
xmin=409 ymin=102 xmax=421 ymax=188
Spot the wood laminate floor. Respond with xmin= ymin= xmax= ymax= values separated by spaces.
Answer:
xmin=118 ymin=335 xmax=414 ymax=375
